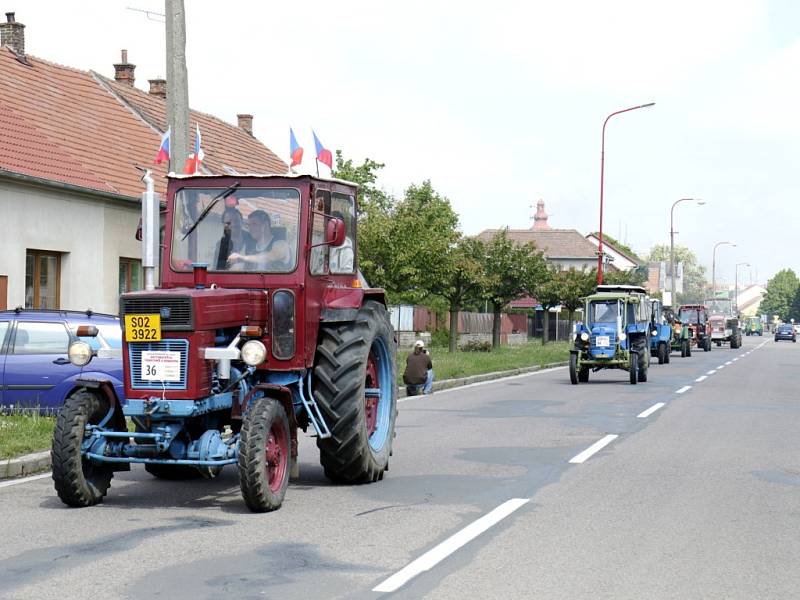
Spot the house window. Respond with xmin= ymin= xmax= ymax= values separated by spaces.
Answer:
xmin=25 ymin=251 xmax=60 ymax=309
xmin=119 ymin=258 xmax=142 ymax=294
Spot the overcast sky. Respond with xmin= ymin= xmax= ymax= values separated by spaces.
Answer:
xmin=14 ymin=1 xmax=800 ymax=286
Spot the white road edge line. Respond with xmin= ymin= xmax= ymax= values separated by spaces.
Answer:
xmin=398 ymin=366 xmax=566 ymax=403
xmin=637 ymin=403 xmax=666 ymax=419
xmin=695 ymin=375 xmax=708 ymax=382
xmin=372 ymin=498 xmax=530 ymax=593
xmin=675 ymin=385 xmax=692 ymax=394
xmin=568 ymin=434 xmax=619 ymax=464
xmin=706 ymin=370 xmax=716 ymax=375
xmin=0 ymin=472 xmax=51 ymax=489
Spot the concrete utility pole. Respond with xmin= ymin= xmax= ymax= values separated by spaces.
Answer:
xmin=165 ymin=0 xmax=190 ymax=171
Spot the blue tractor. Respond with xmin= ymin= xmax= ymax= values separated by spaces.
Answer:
xmin=570 ymin=285 xmax=652 ymax=385
xmin=649 ymin=299 xmax=672 ymax=364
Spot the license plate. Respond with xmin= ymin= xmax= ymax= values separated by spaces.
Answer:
xmin=124 ymin=314 xmax=161 ymax=342
xmin=141 ymin=350 xmax=181 ymax=382
xmin=596 ymin=335 xmax=610 ymax=347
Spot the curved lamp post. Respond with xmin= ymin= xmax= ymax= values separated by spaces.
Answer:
xmin=597 ymin=102 xmax=656 ymax=284
xmin=734 ymin=262 xmax=750 ymax=312
xmin=669 ymin=198 xmax=704 ymax=306
xmin=711 ymin=241 xmax=736 ymax=300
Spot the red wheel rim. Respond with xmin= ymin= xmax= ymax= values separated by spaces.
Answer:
xmin=364 ymin=350 xmax=379 ymax=437
xmin=265 ymin=418 xmax=288 ymax=493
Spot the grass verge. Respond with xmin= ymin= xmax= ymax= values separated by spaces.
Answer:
xmin=396 ymin=339 xmax=570 ymax=385
xmin=0 ymin=413 xmax=55 ymax=460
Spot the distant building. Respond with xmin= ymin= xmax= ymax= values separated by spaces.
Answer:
xmin=735 ymin=284 xmax=766 ymax=317
xmin=0 ymin=13 xmax=287 ymax=313
xmin=584 ymin=233 xmax=641 ymax=273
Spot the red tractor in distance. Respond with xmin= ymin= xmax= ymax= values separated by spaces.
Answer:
xmin=677 ymin=304 xmax=712 ymax=354
xmin=52 ymin=173 xmax=398 ymax=512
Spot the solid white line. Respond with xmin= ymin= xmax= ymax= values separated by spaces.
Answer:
xmin=398 ymin=366 xmax=566 ymax=403
xmin=675 ymin=385 xmax=692 ymax=394
xmin=568 ymin=434 xmax=619 ymax=464
xmin=637 ymin=403 xmax=666 ymax=418
xmin=372 ymin=498 xmax=530 ymax=592
xmin=706 ymin=370 xmax=716 ymax=375
xmin=0 ymin=472 xmax=51 ymax=489
xmin=695 ymin=375 xmax=708 ymax=382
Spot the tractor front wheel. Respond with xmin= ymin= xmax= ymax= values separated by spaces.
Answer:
xmin=314 ymin=301 xmax=397 ymax=483
xmin=51 ymin=389 xmax=114 ymax=507
xmin=629 ymin=351 xmax=639 ymax=385
xmin=238 ymin=396 xmax=291 ymax=512
xmin=569 ymin=353 xmax=579 ymax=384
xmin=657 ymin=342 xmax=667 ymax=364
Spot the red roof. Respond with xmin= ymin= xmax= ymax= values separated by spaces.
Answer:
xmin=0 ymin=47 xmax=287 ymax=199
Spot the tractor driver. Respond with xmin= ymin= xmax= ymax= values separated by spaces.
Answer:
xmin=228 ymin=210 xmax=291 ymax=270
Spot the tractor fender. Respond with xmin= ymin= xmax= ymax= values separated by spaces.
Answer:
xmin=71 ymin=377 xmax=127 ymax=433
xmin=243 ymin=384 xmax=299 ymax=460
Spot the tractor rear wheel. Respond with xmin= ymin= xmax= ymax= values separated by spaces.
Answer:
xmin=314 ymin=301 xmax=397 ymax=483
xmin=51 ymin=389 xmax=114 ymax=507
xmin=680 ymin=339 xmax=688 ymax=357
xmin=629 ymin=351 xmax=639 ymax=385
xmin=657 ymin=342 xmax=667 ymax=364
xmin=238 ymin=396 xmax=291 ymax=512
xmin=704 ymin=337 xmax=712 ymax=351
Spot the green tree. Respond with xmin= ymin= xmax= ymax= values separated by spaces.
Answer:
xmin=647 ymin=244 xmax=708 ymax=303
xmin=591 ymin=232 xmax=642 ymax=262
xmin=561 ymin=267 xmax=596 ymax=330
xmin=483 ymin=230 xmax=544 ymax=348
xmin=602 ymin=266 xmax=648 ymax=287
xmin=532 ymin=266 xmax=564 ymax=345
xmin=331 ymin=150 xmax=393 ymax=216
xmin=432 ymin=236 xmax=488 ymax=353
xmin=761 ymin=269 xmax=799 ymax=322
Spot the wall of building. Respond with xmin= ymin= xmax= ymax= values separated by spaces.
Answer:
xmin=0 ymin=179 xmax=140 ymax=314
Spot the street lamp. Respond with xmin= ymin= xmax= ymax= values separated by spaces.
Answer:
xmin=597 ymin=102 xmax=656 ymax=284
xmin=711 ymin=241 xmax=736 ymax=301
xmin=669 ymin=198 xmax=704 ymax=306
xmin=734 ymin=262 xmax=750 ymax=312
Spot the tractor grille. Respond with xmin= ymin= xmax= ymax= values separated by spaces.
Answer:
xmin=120 ymin=296 xmax=193 ymax=330
xmin=590 ymin=333 xmax=616 ymax=356
xmin=129 ymin=339 xmax=189 ymax=390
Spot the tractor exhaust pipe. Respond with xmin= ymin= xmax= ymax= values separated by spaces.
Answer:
xmin=140 ymin=169 xmax=159 ymax=291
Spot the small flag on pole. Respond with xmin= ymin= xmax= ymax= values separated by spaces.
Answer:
xmin=289 ymin=128 xmax=303 ymax=167
xmin=312 ymin=130 xmax=333 ymax=169
xmin=154 ymin=126 xmax=170 ymax=164
xmin=183 ymin=124 xmax=205 ymax=174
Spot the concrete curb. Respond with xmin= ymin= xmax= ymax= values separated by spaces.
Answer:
xmin=0 ymin=361 xmax=568 ymax=481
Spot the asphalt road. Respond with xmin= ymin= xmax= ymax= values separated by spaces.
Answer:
xmin=1 ymin=335 xmax=798 ymax=599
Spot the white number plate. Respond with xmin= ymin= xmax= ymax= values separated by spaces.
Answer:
xmin=141 ymin=351 xmax=181 ymax=382
xmin=596 ymin=336 xmax=610 ymax=347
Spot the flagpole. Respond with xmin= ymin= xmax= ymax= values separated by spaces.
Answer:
xmin=315 ymin=158 xmax=320 ymax=177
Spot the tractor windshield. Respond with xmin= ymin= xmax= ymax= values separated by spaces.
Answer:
xmin=589 ymin=300 xmax=619 ymax=324
xmin=679 ymin=308 xmax=702 ymax=323
xmin=171 ymin=187 xmax=301 ymax=273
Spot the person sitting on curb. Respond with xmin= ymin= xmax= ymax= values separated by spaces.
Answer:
xmin=403 ymin=340 xmax=433 ymax=396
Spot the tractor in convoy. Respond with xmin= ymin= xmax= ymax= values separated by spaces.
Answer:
xmin=676 ymin=304 xmax=712 ymax=355
xmin=52 ymin=172 xmax=398 ymax=512
xmin=649 ymin=299 xmax=672 ymax=364
xmin=745 ymin=316 xmax=763 ymax=336
xmin=706 ymin=299 xmax=742 ymax=349
xmin=570 ymin=285 xmax=652 ymax=385
xmin=665 ymin=307 xmax=691 ymax=357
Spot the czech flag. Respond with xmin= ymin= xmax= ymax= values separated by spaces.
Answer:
xmin=183 ymin=124 xmax=205 ymax=174
xmin=312 ymin=130 xmax=333 ymax=169
xmin=154 ymin=126 xmax=170 ymax=165
xmin=289 ymin=128 xmax=303 ymax=167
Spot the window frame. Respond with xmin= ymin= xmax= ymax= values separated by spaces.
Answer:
xmin=25 ymin=250 xmax=61 ymax=310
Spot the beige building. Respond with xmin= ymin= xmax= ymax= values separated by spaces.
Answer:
xmin=0 ymin=13 xmax=286 ymax=313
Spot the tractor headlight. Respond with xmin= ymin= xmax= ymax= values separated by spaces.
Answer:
xmin=619 ymin=333 xmax=627 ymax=341
xmin=68 ymin=341 xmax=93 ymax=366
xmin=651 ymin=329 xmax=658 ymax=336
xmin=580 ymin=332 xmax=589 ymax=341
xmin=241 ymin=340 xmax=267 ymax=366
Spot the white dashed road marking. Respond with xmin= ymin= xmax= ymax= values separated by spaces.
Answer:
xmin=695 ymin=375 xmax=708 ymax=382
xmin=373 ymin=498 xmax=530 ymax=592
xmin=637 ymin=403 xmax=666 ymax=418
xmin=707 ymin=370 xmax=716 ymax=375
xmin=569 ymin=434 xmax=619 ymax=464
xmin=675 ymin=385 xmax=692 ymax=394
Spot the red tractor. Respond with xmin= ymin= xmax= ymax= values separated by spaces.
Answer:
xmin=676 ymin=304 xmax=712 ymax=354
xmin=52 ymin=173 xmax=398 ymax=512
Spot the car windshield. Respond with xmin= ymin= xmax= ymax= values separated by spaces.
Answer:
xmin=590 ymin=300 xmax=618 ymax=324
xmin=171 ymin=187 xmax=301 ymax=273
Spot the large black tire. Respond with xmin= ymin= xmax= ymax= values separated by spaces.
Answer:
xmin=629 ymin=351 xmax=638 ymax=385
xmin=657 ymin=342 xmax=667 ymax=364
xmin=665 ymin=345 xmax=671 ymax=364
xmin=680 ymin=339 xmax=688 ymax=357
xmin=314 ymin=301 xmax=398 ymax=483
xmin=569 ymin=353 xmax=579 ymax=384
xmin=686 ymin=341 xmax=692 ymax=357
xmin=636 ymin=340 xmax=649 ymax=382
xmin=704 ymin=337 xmax=711 ymax=351
xmin=51 ymin=389 xmax=114 ymax=507
xmin=238 ymin=396 xmax=291 ymax=512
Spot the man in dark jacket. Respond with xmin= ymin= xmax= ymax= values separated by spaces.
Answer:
xmin=403 ymin=340 xmax=433 ymax=396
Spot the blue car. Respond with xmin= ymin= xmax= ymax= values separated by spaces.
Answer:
xmin=0 ymin=309 xmax=123 ymax=414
